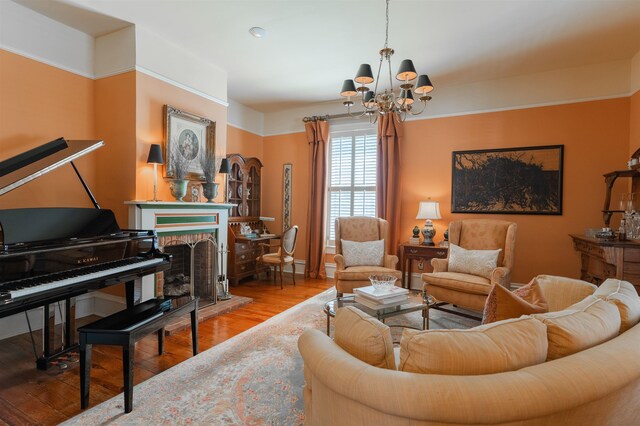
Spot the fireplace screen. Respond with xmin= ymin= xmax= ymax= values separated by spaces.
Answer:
xmin=159 ymin=233 xmax=217 ymax=306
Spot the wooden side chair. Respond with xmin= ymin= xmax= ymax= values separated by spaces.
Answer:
xmin=257 ymin=225 xmax=299 ymax=289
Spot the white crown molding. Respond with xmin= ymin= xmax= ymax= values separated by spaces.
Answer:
xmin=135 ymin=66 xmax=229 ymax=107
xmin=94 ymin=65 xmax=137 ymax=80
xmin=227 ymin=122 xmax=264 ymax=137
xmin=0 ymin=45 xmax=94 ymax=80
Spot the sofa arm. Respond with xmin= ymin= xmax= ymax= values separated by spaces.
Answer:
xmin=334 ymin=254 xmax=346 ymax=271
xmin=431 ymin=258 xmax=448 ymax=272
xmin=491 ymin=267 xmax=512 ymax=289
xmin=384 ymin=254 xmax=399 ymax=269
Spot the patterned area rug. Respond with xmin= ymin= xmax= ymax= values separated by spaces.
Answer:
xmin=64 ymin=288 xmax=477 ymax=425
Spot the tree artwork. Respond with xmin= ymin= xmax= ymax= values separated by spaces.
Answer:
xmin=451 ymin=145 xmax=564 ymax=214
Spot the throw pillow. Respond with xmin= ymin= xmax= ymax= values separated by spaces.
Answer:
xmin=341 ymin=239 xmax=384 ymax=267
xmin=593 ymin=279 xmax=640 ymax=333
xmin=447 ymin=243 xmax=501 ymax=279
xmin=399 ymin=317 xmax=548 ymax=375
xmin=482 ymin=280 xmax=549 ymax=324
xmin=334 ymin=306 xmax=396 ymax=370
xmin=532 ymin=297 xmax=620 ymax=361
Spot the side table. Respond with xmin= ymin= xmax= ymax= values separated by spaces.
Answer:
xmin=399 ymin=243 xmax=448 ymax=289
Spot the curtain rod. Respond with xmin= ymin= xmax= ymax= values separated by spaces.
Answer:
xmin=302 ymin=112 xmax=365 ymax=122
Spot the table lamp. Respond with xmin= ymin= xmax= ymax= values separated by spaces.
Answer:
xmin=147 ymin=144 xmax=163 ymax=202
xmin=416 ymin=200 xmax=441 ymax=246
xmin=219 ymin=158 xmax=230 ymax=202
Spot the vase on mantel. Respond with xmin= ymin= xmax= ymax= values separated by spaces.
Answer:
xmin=169 ymin=179 xmax=189 ymax=201
xmin=202 ymin=182 xmax=219 ymax=203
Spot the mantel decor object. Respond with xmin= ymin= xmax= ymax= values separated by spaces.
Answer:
xmin=146 ymin=144 xmax=163 ymax=202
xmin=416 ymin=200 xmax=441 ymax=246
xmin=168 ymin=145 xmax=189 ymax=201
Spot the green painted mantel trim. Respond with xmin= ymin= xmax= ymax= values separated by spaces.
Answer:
xmin=156 ymin=215 xmax=218 ymax=225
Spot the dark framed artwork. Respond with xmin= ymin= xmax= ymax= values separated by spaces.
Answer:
xmin=451 ymin=145 xmax=564 ymax=215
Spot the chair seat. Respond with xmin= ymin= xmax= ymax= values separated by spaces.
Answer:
xmin=422 ymin=272 xmax=492 ymax=295
xmin=258 ymin=253 xmax=294 ymax=264
xmin=336 ymin=266 xmax=402 ymax=281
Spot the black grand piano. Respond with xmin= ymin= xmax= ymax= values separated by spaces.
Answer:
xmin=0 ymin=138 xmax=171 ymax=369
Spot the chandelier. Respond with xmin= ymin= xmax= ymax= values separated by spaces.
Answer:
xmin=339 ymin=0 xmax=434 ymax=122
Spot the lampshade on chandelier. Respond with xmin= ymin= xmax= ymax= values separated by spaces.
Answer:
xmin=340 ymin=0 xmax=434 ymax=122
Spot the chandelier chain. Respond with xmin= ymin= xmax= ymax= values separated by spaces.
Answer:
xmin=384 ymin=0 xmax=389 ymax=49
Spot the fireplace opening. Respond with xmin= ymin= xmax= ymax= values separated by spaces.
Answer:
xmin=158 ymin=234 xmax=218 ymax=307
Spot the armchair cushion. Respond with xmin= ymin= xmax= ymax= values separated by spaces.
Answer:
xmin=334 ymin=306 xmax=396 ymax=370
xmin=482 ymin=281 xmax=548 ymax=324
xmin=448 ymin=243 xmax=501 ymax=279
xmin=335 ymin=266 xmax=402 ymax=282
xmin=341 ymin=239 xmax=384 ymax=267
xmin=399 ymin=317 xmax=548 ymax=375
xmin=424 ymin=272 xmax=491 ymax=295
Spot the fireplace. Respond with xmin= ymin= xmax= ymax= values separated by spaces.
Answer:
xmin=126 ymin=201 xmax=232 ymax=306
xmin=158 ymin=233 xmax=217 ymax=305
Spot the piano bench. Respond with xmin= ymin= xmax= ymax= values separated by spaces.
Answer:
xmin=78 ymin=296 xmax=199 ymax=414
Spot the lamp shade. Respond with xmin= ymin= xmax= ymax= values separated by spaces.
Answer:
xmin=340 ymin=79 xmax=358 ymax=97
xmin=355 ymin=64 xmax=374 ymax=84
xmin=219 ymin=158 xmax=230 ymax=174
xmin=398 ymin=89 xmax=414 ymax=106
xmin=396 ymin=59 xmax=417 ymax=81
xmin=415 ymin=74 xmax=434 ymax=94
xmin=416 ymin=201 xmax=441 ymax=220
xmin=146 ymin=144 xmax=163 ymax=164
xmin=363 ymin=91 xmax=376 ymax=107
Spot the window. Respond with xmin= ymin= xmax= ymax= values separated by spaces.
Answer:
xmin=326 ymin=129 xmax=377 ymax=247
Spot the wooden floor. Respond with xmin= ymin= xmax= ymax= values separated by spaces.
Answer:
xmin=0 ymin=275 xmax=332 ymax=425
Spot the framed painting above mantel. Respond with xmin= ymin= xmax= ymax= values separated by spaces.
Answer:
xmin=451 ymin=145 xmax=564 ymax=215
xmin=164 ymin=105 xmax=216 ymax=180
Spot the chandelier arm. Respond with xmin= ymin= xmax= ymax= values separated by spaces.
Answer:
xmin=409 ymin=100 xmax=428 ymax=116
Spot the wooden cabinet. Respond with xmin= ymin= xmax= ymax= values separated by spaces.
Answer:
xmin=226 ymin=153 xmax=263 ymax=219
xmin=602 ymin=170 xmax=640 ymax=227
xmin=227 ymin=220 xmax=277 ymax=285
xmin=570 ymin=234 xmax=640 ymax=294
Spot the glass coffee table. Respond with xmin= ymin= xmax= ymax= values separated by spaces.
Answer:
xmin=323 ymin=290 xmax=436 ymax=336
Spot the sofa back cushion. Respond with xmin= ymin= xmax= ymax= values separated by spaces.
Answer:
xmin=334 ymin=306 xmax=396 ymax=370
xmin=534 ymin=275 xmax=597 ymax=312
xmin=482 ymin=280 xmax=548 ymax=324
xmin=593 ymin=279 xmax=640 ymax=333
xmin=532 ymin=297 xmax=620 ymax=360
xmin=398 ymin=317 xmax=547 ymax=375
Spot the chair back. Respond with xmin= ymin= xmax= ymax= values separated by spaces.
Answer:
xmin=281 ymin=225 xmax=299 ymax=256
xmin=335 ymin=217 xmax=390 ymax=255
xmin=448 ymin=219 xmax=517 ymax=269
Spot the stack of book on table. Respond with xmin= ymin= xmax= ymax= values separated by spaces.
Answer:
xmin=354 ymin=286 xmax=410 ymax=309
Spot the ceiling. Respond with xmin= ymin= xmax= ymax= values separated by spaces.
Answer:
xmin=16 ymin=0 xmax=640 ymax=113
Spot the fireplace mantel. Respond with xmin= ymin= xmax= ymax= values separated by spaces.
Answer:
xmin=126 ymin=201 xmax=233 ymax=302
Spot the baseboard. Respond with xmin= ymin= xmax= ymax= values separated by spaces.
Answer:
xmin=0 ymin=292 xmax=126 ymax=341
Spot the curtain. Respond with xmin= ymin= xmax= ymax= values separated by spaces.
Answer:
xmin=304 ymin=120 xmax=329 ymax=279
xmin=377 ymin=113 xmax=402 ymax=255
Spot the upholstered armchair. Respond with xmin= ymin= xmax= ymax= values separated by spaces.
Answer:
xmin=422 ymin=219 xmax=517 ymax=318
xmin=334 ymin=217 xmax=402 ymax=297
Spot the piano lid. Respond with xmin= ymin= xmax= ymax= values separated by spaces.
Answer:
xmin=0 ymin=138 xmax=104 ymax=196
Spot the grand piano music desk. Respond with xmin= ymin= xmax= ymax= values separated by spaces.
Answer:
xmin=79 ymin=296 xmax=199 ymax=413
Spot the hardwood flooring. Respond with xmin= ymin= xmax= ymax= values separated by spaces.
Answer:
xmin=0 ymin=276 xmax=332 ymax=425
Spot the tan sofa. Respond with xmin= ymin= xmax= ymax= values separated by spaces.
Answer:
xmin=298 ymin=276 xmax=640 ymax=425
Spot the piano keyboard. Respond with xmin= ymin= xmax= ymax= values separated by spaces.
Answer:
xmin=0 ymin=257 xmax=164 ymax=301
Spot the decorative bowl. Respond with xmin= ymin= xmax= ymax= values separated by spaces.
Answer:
xmin=369 ymin=274 xmax=397 ymax=291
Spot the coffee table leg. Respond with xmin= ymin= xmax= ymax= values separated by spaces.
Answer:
xmin=326 ymin=312 xmax=330 ymax=336
xmin=423 ymin=307 xmax=430 ymax=330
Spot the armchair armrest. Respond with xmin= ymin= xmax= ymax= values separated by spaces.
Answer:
xmin=384 ymin=254 xmax=399 ymax=269
xmin=490 ymin=267 xmax=512 ymax=289
xmin=431 ymin=258 xmax=448 ymax=272
xmin=334 ymin=254 xmax=346 ymax=271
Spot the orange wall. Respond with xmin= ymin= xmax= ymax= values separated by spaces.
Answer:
xmin=135 ymin=72 xmax=228 ymax=203
xmin=262 ymin=98 xmax=631 ymax=283
xmin=262 ymin=132 xmax=309 ymax=255
xmin=227 ymin=125 xmax=263 ymax=159
xmin=632 ymin=90 xmax=640 ymax=155
xmin=0 ymin=49 xmax=96 ymax=209
xmin=94 ymin=72 xmax=137 ymax=224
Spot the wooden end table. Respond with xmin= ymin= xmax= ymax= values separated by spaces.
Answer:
xmin=399 ymin=243 xmax=448 ymax=289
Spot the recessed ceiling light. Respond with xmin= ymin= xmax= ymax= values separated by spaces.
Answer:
xmin=249 ymin=27 xmax=267 ymax=38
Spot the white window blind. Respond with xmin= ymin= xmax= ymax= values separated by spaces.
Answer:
xmin=326 ymin=129 xmax=378 ymax=246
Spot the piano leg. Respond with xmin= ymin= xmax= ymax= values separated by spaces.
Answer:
xmin=125 ymin=280 xmax=135 ymax=308
xmin=37 ymin=298 xmax=77 ymax=370
xmin=123 ymin=342 xmax=135 ymax=413
xmin=80 ymin=334 xmax=91 ymax=409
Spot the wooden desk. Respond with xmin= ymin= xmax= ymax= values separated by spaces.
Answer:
xmin=399 ymin=243 xmax=448 ymax=289
xmin=570 ymin=234 xmax=640 ymax=294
